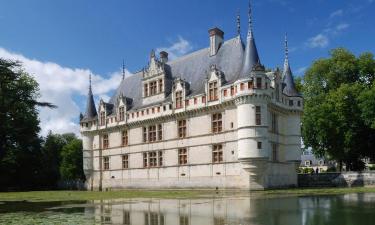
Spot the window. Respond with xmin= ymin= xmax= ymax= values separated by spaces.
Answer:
xmin=271 ymin=112 xmax=278 ymax=133
xmin=152 ymin=108 xmax=155 ymax=114
xmin=119 ymin=106 xmax=125 ymax=121
xmin=100 ymin=112 xmax=105 ymax=126
xmin=209 ymin=81 xmax=218 ymax=101
xmin=257 ymin=141 xmax=262 ymax=149
xmin=256 ymin=77 xmax=262 ymax=89
xmin=103 ymin=156 xmax=109 ymax=170
xmin=103 ymin=134 xmax=109 ymax=149
xmin=178 ymin=120 xmax=187 ymax=138
xmin=158 ymin=124 xmax=163 ymax=141
xmin=122 ymin=130 xmax=128 ymax=146
xmin=150 ymin=81 xmax=157 ymax=95
xmin=144 ymin=83 xmax=148 ymax=97
xmin=230 ymin=86 xmax=235 ymax=96
xmin=248 ymin=81 xmax=253 ymax=89
xmin=180 ymin=215 xmax=189 ymax=225
xmin=255 ymin=106 xmax=261 ymax=125
xmin=194 ymin=98 xmax=197 ymax=105
xmin=122 ymin=154 xmax=128 ymax=169
xmin=178 ymin=148 xmax=188 ymax=165
xmin=305 ymin=160 xmax=310 ymax=166
xmin=123 ymin=211 xmax=130 ymax=225
xmin=148 ymin=125 xmax=157 ymax=142
xmin=158 ymin=151 xmax=163 ymax=166
xmin=289 ymin=100 xmax=294 ymax=106
xmin=144 ymin=151 xmax=163 ymax=168
xmin=185 ymin=99 xmax=189 ymax=106
xmin=212 ymin=113 xmax=222 ymax=133
xmin=143 ymin=127 xmax=147 ymax=143
xmin=202 ymin=96 xmax=206 ymax=103
xmin=297 ymin=101 xmax=301 ymax=107
xmin=240 ymin=83 xmax=245 ymax=91
xmin=272 ymin=143 xmax=278 ymax=161
xmin=175 ymin=91 xmax=183 ymax=109
xmin=212 ymin=144 xmax=223 ymax=163
xmin=223 ymin=89 xmax=227 ymax=97
xmin=159 ymin=79 xmax=163 ymax=93
xmin=143 ymin=153 xmax=148 ymax=167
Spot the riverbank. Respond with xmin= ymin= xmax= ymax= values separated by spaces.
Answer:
xmin=1 ymin=187 xmax=375 ymax=202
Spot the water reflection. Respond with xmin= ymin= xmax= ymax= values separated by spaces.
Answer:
xmin=1 ymin=193 xmax=375 ymax=225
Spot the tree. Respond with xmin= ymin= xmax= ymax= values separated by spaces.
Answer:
xmin=60 ymin=136 xmax=84 ymax=181
xmin=302 ymin=48 xmax=375 ymax=171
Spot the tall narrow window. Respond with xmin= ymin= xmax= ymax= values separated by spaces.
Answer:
xmin=272 ymin=143 xmax=278 ymax=161
xmin=158 ymin=151 xmax=163 ymax=166
xmin=248 ymin=81 xmax=253 ymax=89
xmin=103 ymin=156 xmax=109 ymax=170
xmin=256 ymin=77 xmax=262 ymax=89
xmin=119 ymin=106 xmax=125 ymax=121
xmin=240 ymin=83 xmax=245 ymax=91
xmin=271 ymin=112 xmax=278 ymax=133
xmin=158 ymin=124 xmax=162 ymax=141
xmin=159 ymin=79 xmax=163 ymax=93
xmin=122 ymin=154 xmax=128 ymax=169
xmin=178 ymin=148 xmax=188 ymax=165
xmin=255 ymin=106 xmax=261 ymax=125
xmin=143 ymin=153 xmax=148 ymax=167
xmin=223 ymin=89 xmax=227 ymax=97
xmin=100 ymin=112 xmax=105 ymax=126
xmin=212 ymin=113 xmax=223 ymax=133
xmin=209 ymin=81 xmax=218 ymax=101
xmin=122 ymin=130 xmax=128 ymax=146
xmin=178 ymin=120 xmax=187 ymax=138
xmin=202 ymin=96 xmax=206 ymax=103
xmin=103 ymin=134 xmax=109 ymax=149
xmin=175 ymin=91 xmax=183 ymax=109
xmin=212 ymin=144 xmax=223 ymax=163
xmin=148 ymin=125 xmax=156 ymax=142
xmin=194 ymin=98 xmax=197 ymax=105
xmin=230 ymin=86 xmax=235 ymax=96
xmin=149 ymin=151 xmax=157 ymax=167
xmin=144 ymin=83 xmax=148 ymax=97
xmin=143 ymin=127 xmax=147 ymax=143
xmin=150 ymin=81 xmax=157 ymax=95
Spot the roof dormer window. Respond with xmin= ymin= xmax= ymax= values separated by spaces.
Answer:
xmin=209 ymin=81 xmax=218 ymax=101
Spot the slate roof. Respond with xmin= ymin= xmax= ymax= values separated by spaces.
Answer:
xmin=109 ymin=36 xmax=245 ymax=110
xmin=282 ymin=36 xmax=301 ymax=97
xmin=82 ymin=84 xmax=97 ymax=122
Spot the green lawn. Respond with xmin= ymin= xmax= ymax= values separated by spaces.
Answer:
xmin=1 ymin=187 xmax=375 ymax=202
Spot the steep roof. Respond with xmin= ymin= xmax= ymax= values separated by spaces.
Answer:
xmin=82 ymin=75 xmax=98 ymax=121
xmin=282 ymin=35 xmax=300 ymax=97
xmin=109 ymin=36 xmax=244 ymax=110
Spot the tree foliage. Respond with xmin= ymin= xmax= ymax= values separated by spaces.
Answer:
xmin=302 ymin=48 xmax=375 ymax=170
xmin=60 ymin=136 xmax=84 ymax=181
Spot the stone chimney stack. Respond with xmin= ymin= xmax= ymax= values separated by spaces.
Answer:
xmin=208 ymin=27 xmax=224 ymax=57
xmin=160 ymin=51 xmax=168 ymax=63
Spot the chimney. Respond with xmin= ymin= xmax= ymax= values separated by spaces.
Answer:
xmin=160 ymin=51 xmax=168 ymax=63
xmin=208 ymin=27 xmax=224 ymax=56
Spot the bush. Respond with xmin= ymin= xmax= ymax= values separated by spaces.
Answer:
xmin=326 ymin=167 xmax=337 ymax=172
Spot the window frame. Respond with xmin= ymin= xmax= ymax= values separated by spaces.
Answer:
xmin=178 ymin=148 xmax=188 ymax=165
xmin=122 ymin=154 xmax=129 ymax=169
xmin=103 ymin=134 xmax=109 ymax=149
xmin=212 ymin=113 xmax=223 ymax=133
xmin=212 ymin=144 xmax=223 ymax=163
xmin=178 ymin=119 xmax=187 ymax=138
xmin=103 ymin=156 xmax=110 ymax=170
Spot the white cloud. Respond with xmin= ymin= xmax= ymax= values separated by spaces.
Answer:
xmin=329 ymin=9 xmax=343 ymax=19
xmin=335 ymin=23 xmax=349 ymax=31
xmin=156 ymin=36 xmax=193 ymax=60
xmin=0 ymin=47 xmax=131 ymax=136
xmin=296 ymin=67 xmax=307 ymax=75
xmin=306 ymin=34 xmax=329 ymax=48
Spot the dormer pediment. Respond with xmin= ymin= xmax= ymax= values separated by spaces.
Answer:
xmin=208 ymin=64 xmax=225 ymax=85
xmin=142 ymin=50 xmax=165 ymax=79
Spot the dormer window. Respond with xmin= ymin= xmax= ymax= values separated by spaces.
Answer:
xmin=159 ymin=79 xmax=163 ymax=93
xmin=144 ymin=84 xmax=148 ymax=97
xmin=119 ymin=106 xmax=125 ymax=121
xmin=175 ymin=91 xmax=183 ymax=109
xmin=256 ymin=77 xmax=262 ymax=89
xmin=209 ymin=81 xmax=218 ymax=101
xmin=100 ymin=111 xmax=105 ymax=126
xmin=150 ymin=81 xmax=157 ymax=95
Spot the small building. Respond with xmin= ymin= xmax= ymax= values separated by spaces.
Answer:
xmin=80 ymin=4 xmax=303 ymax=190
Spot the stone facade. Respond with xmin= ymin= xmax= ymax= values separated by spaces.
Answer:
xmin=80 ymin=5 xmax=303 ymax=190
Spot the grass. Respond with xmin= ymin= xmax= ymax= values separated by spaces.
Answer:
xmin=0 ymin=187 xmax=375 ymax=202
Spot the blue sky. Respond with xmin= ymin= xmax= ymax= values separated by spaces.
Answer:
xmin=0 ymin=0 xmax=374 ymax=135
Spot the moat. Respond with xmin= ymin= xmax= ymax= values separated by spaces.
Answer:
xmin=1 ymin=192 xmax=375 ymax=225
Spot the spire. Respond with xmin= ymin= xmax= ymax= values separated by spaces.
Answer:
xmin=83 ymin=73 xmax=98 ymax=120
xmin=236 ymin=9 xmax=241 ymax=36
xmin=282 ymin=34 xmax=300 ymax=97
xmin=122 ymin=60 xmax=126 ymax=81
xmin=240 ymin=0 xmax=261 ymax=77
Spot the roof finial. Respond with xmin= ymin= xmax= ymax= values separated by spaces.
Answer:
xmin=236 ymin=9 xmax=241 ymax=36
xmin=122 ymin=59 xmax=126 ymax=81
xmin=285 ymin=32 xmax=289 ymax=60
xmin=248 ymin=0 xmax=253 ymax=38
xmin=89 ymin=73 xmax=92 ymax=92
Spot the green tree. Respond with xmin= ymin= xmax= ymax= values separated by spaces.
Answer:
xmin=302 ymin=48 xmax=375 ymax=171
xmin=60 ymin=136 xmax=84 ymax=181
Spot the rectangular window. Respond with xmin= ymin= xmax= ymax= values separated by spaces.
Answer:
xmin=289 ymin=100 xmax=294 ymax=106
xmin=178 ymin=120 xmax=187 ymax=138
xmin=119 ymin=106 xmax=125 ymax=121
xmin=255 ymin=106 xmax=261 ymax=125
xmin=212 ymin=144 xmax=223 ymax=163
xmin=185 ymin=99 xmax=189 ymax=106
xmin=152 ymin=108 xmax=155 ymax=114
xmin=248 ymin=81 xmax=253 ymax=89
xmin=149 ymin=151 xmax=157 ymax=167
xmin=143 ymin=127 xmax=147 ymax=143
xmin=158 ymin=151 xmax=163 ymax=166
xmin=257 ymin=141 xmax=262 ymax=149
xmin=122 ymin=154 xmax=128 ymax=169
xmin=202 ymin=96 xmax=206 ymax=103
xmin=150 ymin=81 xmax=157 ymax=95
xmin=223 ymin=89 xmax=227 ymax=97
xmin=272 ymin=143 xmax=278 ymax=161
xmin=158 ymin=124 xmax=162 ymax=141
xmin=209 ymin=81 xmax=218 ymax=101
xmin=256 ymin=77 xmax=262 ymax=89
xmin=180 ymin=215 xmax=189 ymax=225
xmin=159 ymin=79 xmax=163 ymax=93
xmin=212 ymin=113 xmax=223 ymax=133
xmin=144 ymin=83 xmax=148 ymax=97
xmin=143 ymin=153 xmax=148 ymax=167
xmin=178 ymin=148 xmax=188 ymax=165
xmin=122 ymin=130 xmax=128 ymax=146
xmin=103 ymin=156 xmax=109 ymax=170
xmin=175 ymin=91 xmax=183 ymax=109
xmin=297 ymin=101 xmax=301 ymax=107
xmin=230 ymin=86 xmax=234 ymax=96
xmin=240 ymin=83 xmax=245 ymax=91
xmin=103 ymin=134 xmax=109 ymax=149
xmin=100 ymin=112 xmax=105 ymax=126
xmin=194 ymin=98 xmax=197 ymax=105
xmin=271 ymin=112 xmax=278 ymax=133
xmin=148 ymin=125 xmax=156 ymax=142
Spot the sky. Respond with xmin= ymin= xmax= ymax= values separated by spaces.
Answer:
xmin=0 ymin=0 xmax=374 ymax=136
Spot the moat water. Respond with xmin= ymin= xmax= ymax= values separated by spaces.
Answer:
xmin=1 ymin=193 xmax=375 ymax=225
